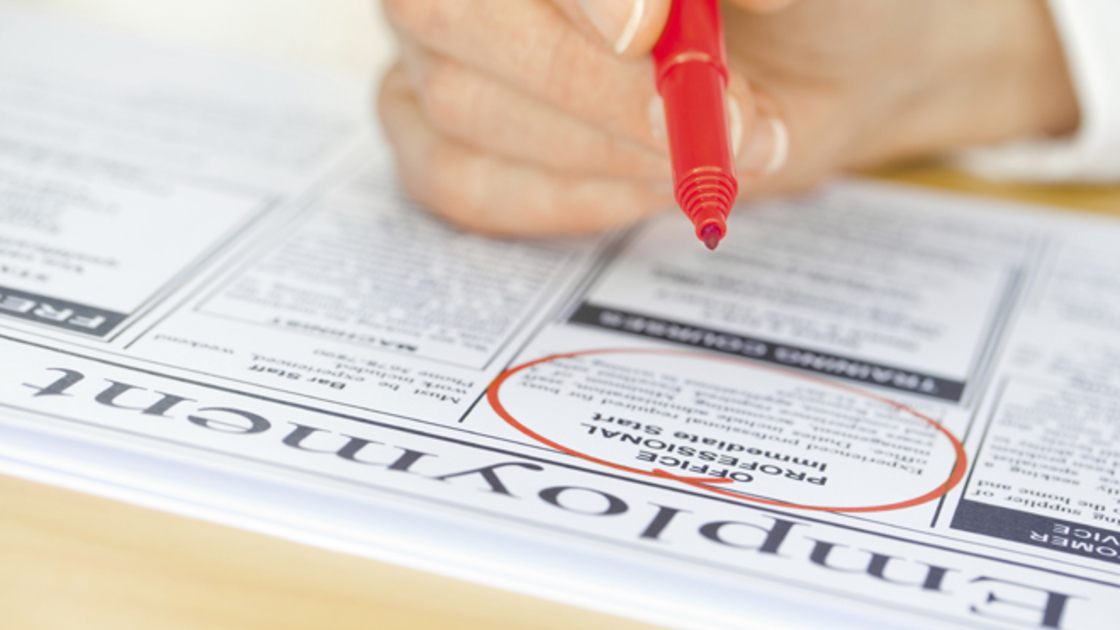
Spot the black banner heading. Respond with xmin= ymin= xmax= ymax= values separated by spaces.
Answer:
xmin=0 ymin=285 xmax=126 ymax=337
xmin=953 ymin=500 xmax=1120 ymax=566
xmin=568 ymin=302 xmax=965 ymax=402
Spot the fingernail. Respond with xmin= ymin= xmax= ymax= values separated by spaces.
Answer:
xmin=738 ymin=116 xmax=789 ymax=177
xmin=648 ymin=94 xmax=667 ymax=145
xmin=577 ymin=0 xmax=646 ymax=55
xmin=727 ymin=94 xmax=744 ymax=157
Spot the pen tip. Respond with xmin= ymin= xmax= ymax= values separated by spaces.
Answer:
xmin=700 ymin=224 xmax=723 ymax=251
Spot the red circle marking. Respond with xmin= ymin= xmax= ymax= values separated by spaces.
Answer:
xmin=488 ymin=348 xmax=967 ymax=513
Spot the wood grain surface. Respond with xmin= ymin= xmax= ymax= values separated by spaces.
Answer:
xmin=0 ymin=473 xmax=664 ymax=630
xmin=873 ymin=163 xmax=1120 ymax=217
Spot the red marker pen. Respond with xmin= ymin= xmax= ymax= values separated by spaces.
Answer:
xmin=653 ymin=0 xmax=737 ymax=250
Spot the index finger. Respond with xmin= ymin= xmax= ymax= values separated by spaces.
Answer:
xmin=384 ymin=0 xmax=664 ymax=150
xmin=560 ymin=0 xmax=797 ymax=58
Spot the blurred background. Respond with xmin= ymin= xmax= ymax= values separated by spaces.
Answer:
xmin=12 ymin=0 xmax=1119 ymax=216
xmin=10 ymin=0 xmax=397 ymax=77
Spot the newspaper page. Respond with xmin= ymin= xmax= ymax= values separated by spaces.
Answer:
xmin=0 ymin=6 xmax=1117 ymax=630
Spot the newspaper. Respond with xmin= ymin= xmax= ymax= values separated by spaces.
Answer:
xmin=0 ymin=6 xmax=1117 ymax=629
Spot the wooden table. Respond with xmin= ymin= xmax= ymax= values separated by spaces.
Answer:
xmin=0 ymin=473 xmax=663 ymax=630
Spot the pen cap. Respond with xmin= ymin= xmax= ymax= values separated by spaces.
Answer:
xmin=653 ymin=0 xmax=737 ymax=243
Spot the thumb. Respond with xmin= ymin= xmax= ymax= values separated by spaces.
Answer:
xmin=570 ymin=0 xmax=796 ymax=58
xmin=726 ymin=0 xmax=798 ymax=12
xmin=572 ymin=0 xmax=673 ymax=57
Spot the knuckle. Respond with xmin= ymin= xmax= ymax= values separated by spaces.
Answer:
xmin=382 ymin=0 xmax=458 ymax=43
xmin=375 ymin=66 xmax=407 ymax=116
xmin=425 ymin=145 xmax=490 ymax=229
xmin=418 ymin=60 xmax=479 ymax=136
xmin=537 ymin=29 xmax=586 ymax=109
xmin=540 ymin=28 xmax=612 ymax=119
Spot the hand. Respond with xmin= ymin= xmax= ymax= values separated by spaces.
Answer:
xmin=378 ymin=0 xmax=1078 ymax=236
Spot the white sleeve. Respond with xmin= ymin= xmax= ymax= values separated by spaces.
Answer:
xmin=954 ymin=0 xmax=1120 ymax=182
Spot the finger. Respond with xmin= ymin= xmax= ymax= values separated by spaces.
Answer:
xmin=378 ymin=64 xmax=674 ymax=236
xmin=547 ymin=0 xmax=791 ymax=188
xmin=732 ymin=80 xmax=790 ymax=181
xmin=558 ymin=0 xmax=672 ymax=58
xmin=397 ymin=38 xmax=672 ymax=181
xmin=384 ymin=0 xmax=662 ymax=151
xmin=727 ymin=0 xmax=799 ymax=13
xmin=559 ymin=0 xmax=796 ymax=59
xmin=643 ymin=62 xmax=783 ymax=188
xmin=734 ymin=84 xmax=845 ymax=200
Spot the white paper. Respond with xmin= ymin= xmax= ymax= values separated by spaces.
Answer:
xmin=1 ymin=6 xmax=1118 ymax=629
